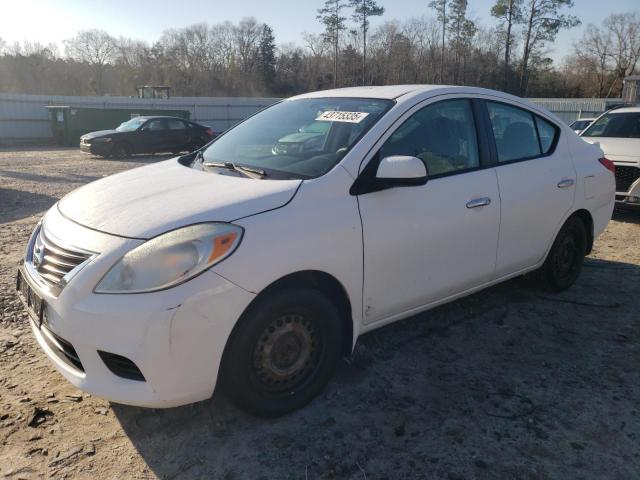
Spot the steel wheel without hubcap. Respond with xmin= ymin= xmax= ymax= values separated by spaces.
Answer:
xmin=538 ymin=216 xmax=587 ymax=292
xmin=221 ymin=287 xmax=342 ymax=417
xmin=252 ymin=313 xmax=321 ymax=393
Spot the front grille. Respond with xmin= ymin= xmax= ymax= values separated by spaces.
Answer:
xmin=41 ymin=327 xmax=84 ymax=372
xmin=615 ymin=166 xmax=640 ymax=193
xmin=98 ymin=351 xmax=146 ymax=381
xmin=32 ymin=229 xmax=92 ymax=290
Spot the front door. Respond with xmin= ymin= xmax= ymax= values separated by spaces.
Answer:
xmin=137 ymin=118 xmax=168 ymax=154
xmin=357 ymin=98 xmax=501 ymax=325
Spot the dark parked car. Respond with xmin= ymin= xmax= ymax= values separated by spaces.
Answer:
xmin=80 ymin=116 xmax=216 ymax=157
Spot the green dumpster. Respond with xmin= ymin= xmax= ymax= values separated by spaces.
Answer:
xmin=47 ymin=106 xmax=191 ymax=146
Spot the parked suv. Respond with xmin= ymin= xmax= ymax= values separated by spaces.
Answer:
xmin=581 ymin=107 xmax=640 ymax=207
xmin=17 ymin=86 xmax=614 ymax=416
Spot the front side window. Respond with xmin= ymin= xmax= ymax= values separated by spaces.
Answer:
xmin=198 ymin=98 xmax=393 ymax=179
xmin=487 ymin=102 xmax=541 ymax=162
xmin=144 ymin=119 xmax=166 ymax=131
xmin=379 ymin=99 xmax=480 ymax=177
xmin=116 ymin=117 xmax=146 ymax=132
xmin=582 ymin=112 xmax=640 ymax=138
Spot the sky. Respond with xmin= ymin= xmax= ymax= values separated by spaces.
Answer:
xmin=1 ymin=0 xmax=639 ymax=63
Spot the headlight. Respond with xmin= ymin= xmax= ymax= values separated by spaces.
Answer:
xmin=95 ymin=223 xmax=243 ymax=294
xmin=93 ymin=137 xmax=112 ymax=143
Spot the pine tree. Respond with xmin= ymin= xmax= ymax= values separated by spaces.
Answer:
xmin=317 ymin=0 xmax=348 ymax=88
xmin=349 ymin=0 xmax=385 ymax=85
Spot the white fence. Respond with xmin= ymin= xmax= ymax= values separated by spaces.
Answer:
xmin=0 ymin=93 xmax=280 ymax=144
xmin=528 ymin=98 xmax=624 ymax=124
xmin=0 ymin=92 xmax=627 ymax=144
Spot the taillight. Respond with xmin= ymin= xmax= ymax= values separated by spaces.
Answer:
xmin=598 ymin=157 xmax=615 ymax=175
xmin=205 ymin=128 xmax=214 ymax=137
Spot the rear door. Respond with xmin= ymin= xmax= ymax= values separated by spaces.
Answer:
xmin=165 ymin=118 xmax=192 ymax=152
xmin=483 ymin=100 xmax=576 ymax=276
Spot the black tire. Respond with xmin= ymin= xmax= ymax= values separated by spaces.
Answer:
xmin=110 ymin=143 xmax=130 ymax=159
xmin=220 ymin=287 xmax=343 ymax=417
xmin=537 ymin=216 xmax=587 ymax=292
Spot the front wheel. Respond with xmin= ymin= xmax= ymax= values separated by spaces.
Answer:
xmin=220 ymin=287 xmax=343 ymax=417
xmin=537 ymin=216 xmax=587 ymax=292
xmin=110 ymin=143 xmax=130 ymax=159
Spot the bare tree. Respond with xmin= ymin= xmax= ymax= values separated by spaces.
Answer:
xmin=64 ymin=29 xmax=117 ymax=94
xmin=349 ymin=0 xmax=385 ymax=85
xmin=603 ymin=13 xmax=640 ymax=97
xmin=317 ymin=0 xmax=349 ymax=87
xmin=571 ymin=24 xmax=612 ymax=97
xmin=234 ymin=17 xmax=263 ymax=74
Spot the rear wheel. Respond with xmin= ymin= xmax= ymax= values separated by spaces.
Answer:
xmin=221 ymin=287 xmax=342 ymax=417
xmin=537 ymin=216 xmax=587 ymax=292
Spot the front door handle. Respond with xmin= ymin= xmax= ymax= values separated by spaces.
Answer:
xmin=466 ymin=197 xmax=491 ymax=209
xmin=557 ymin=178 xmax=575 ymax=188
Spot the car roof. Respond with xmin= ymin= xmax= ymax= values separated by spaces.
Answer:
xmin=288 ymin=84 xmax=544 ymax=111
xmin=132 ymin=116 xmax=190 ymax=121
xmin=605 ymin=107 xmax=640 ymax=114
xmin=290 ymin=85 xmax=442 ymax=100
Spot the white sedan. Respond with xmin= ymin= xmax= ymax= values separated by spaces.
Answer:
xmin=17 ymin=85 xmax=615 ymax=416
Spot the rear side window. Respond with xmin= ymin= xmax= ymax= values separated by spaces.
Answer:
xmin=167 ymin=119 xmax=187 ymax=130
xmin=535 ymin=116 xmax=557 ymax=153
xmin=487 ymin=102 xmax=541 ymax=162
xmin=379 ymin=99 xmax=480 ymax=177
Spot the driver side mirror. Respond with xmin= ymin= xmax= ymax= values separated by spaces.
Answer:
xmin=350 ymin=155 xmax=429 ymax=195
xmin=376 ymin=155 xmax=428 ymax=183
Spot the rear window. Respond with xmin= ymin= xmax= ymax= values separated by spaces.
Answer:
xmin=582 ymin=112 xmax=640 ymax=138
xmin=536 ymin=116 xmax=557 ymax=153
xmin=487 ymin=102 xmax=558 ymax=162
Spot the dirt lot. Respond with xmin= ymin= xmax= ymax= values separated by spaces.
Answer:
xmin=0 ymin=147 xmax=639 ymax=479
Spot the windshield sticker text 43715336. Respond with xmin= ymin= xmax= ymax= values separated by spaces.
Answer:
xmin=315 ymin=111 xmax=370 ymax=123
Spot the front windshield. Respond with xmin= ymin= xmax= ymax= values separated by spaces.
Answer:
xmin=571 ymin=120 xmax=591 ymax=130
xmin=116 ymin=118 xmax=146 ymax=132
xmin=582 ymin=112 xmax=640 ymax=138
xmin=198 ymin=97 xmax=393 ymax=179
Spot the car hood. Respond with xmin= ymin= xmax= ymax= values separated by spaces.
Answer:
xmin=57 ymin=158 xmax=302 ymax=239
xmin=582 ymin=137 xmax=640 ymax=160
xmin=81 ymin=130 xmax=119 ymax=140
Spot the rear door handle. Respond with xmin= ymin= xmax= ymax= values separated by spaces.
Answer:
xmin=557 ymin=179 xmax=575 ymax=188
xmin=466 ymin=197 xmax=491 ymax=209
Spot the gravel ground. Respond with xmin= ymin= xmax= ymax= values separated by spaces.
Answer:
xmin=0 ymin=147 xmax=639 ymax=479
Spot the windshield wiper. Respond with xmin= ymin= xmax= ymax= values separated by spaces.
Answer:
xmin=202 ymin=161 xmax=267 ymax=179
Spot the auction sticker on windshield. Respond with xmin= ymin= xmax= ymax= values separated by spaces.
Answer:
xmin=316 ymin=111 xmax=370 ymax=123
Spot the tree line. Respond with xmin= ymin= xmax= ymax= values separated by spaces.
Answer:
xmin=0 ymin=1 xmax=638 ymax=99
